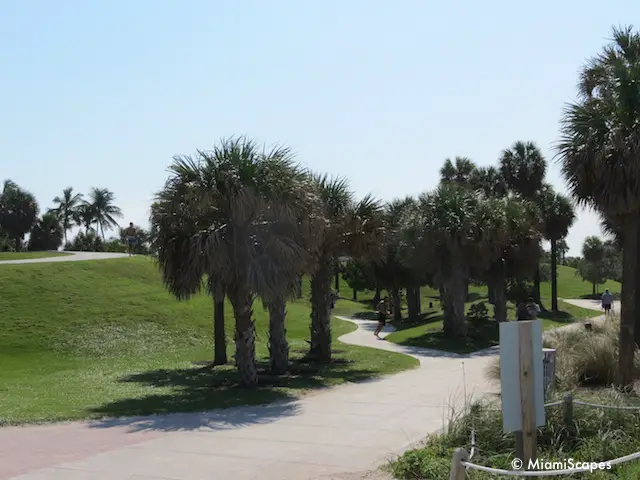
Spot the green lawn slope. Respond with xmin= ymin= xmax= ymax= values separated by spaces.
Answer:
xmin=0 ymin=257 xmax=417 ymax=425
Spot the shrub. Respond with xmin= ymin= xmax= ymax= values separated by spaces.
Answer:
xmin=65 ymin=231 xmax=104 ymax=252
xmin=467 ymin=302 xmax=489 ymax=324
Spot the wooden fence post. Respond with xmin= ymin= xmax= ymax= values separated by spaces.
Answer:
xmin=518 ymin=321 xmax=537 ymax=468
xmin=449 ymin=448 xmax=469 ymax=480
xmin=563 ymin=394 xmax=574 ymax=435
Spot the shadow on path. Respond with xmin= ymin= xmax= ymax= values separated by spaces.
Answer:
xmin=89 ymin=400 xmax=300 ymax=433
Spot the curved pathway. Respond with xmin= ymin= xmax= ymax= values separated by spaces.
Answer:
xmin=0 ymin=251 xmax=129 ymax=265
xmin=1 ymin=322 xmax=498 ymax=479
xmin=0 ymin=254 xmax=594 ymax=480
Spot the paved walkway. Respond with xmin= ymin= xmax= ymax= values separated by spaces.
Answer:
xmin=0 ymin=251 xmax=129 ymax=265
xmin=1 ymin=318 xmax=499 ymax=480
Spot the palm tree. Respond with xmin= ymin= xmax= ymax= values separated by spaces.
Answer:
xmin=372 ymin=198 xmax=416 ymax=322
xmin=400 ymin=184 xmax=505 ymax=336
xmin=86 ymin=188 xmax=122 ymax=239
xmin=28 ymin=212 xmax=64 ymax=251
xmin=470 ymin=166 xmax=508 ymax=198
xmin=479 ymin=197 xmax=541 ymax=322
xmin=152 ymin=137 xmax=318 ymax=385
xmin=0 ymin=180 xmax=39 ymax=251
xmin=539 ymin=190 xmax=576 ymax=311
xmin=49 ymin=187 xmax=83 ymax=244
xmin=76 ymin=203 xmax=96 ymax=234
xmin=499 ymin=141 xmax=547 ymax=304
xmin=308 ymin=176 xmax=385 ymax=362
xmin=556 ymin=238 xmax=569 ymax=265
xmin=439 ymin=156 xmax=477 ymax=185
xmin=556 ymin=25 xmax=640 ymax=387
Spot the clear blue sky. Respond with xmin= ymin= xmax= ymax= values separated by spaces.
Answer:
xmin=1 ymin=0 xmax=636 ymax=255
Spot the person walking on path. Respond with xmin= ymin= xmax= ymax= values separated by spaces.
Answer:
xmin=374 ymin=296 xmax=390 ymax=338
xmin=124 ymin=222 xmax=137 ymax=257
xmin=516 ymin=297 xmax=540 ymax=321
xmin=601 ymin=289 xmax=614 ymax=317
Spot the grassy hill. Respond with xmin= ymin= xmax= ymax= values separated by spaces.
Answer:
xmin=0 ymin=257 xmax=417 ymax=425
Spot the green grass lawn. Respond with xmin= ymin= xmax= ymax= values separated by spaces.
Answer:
xmin=0 ymin=251 xmax=71 ymax=261
xmin=0 ymin=258 xmax=417 ymax=425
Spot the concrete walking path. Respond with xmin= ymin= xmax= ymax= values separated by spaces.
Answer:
xmin=0 ymin=251 xmax=129 ymax=265
xmin=1 ymin=318 xmax=499 ymax=480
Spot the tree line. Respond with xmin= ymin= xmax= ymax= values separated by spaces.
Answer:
xmin=0 ymin=183 xmax=141 ymax=252
xmin=150 ymin=136 xmax=575 ymax=387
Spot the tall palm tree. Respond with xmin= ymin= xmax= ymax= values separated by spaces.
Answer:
xmin=49 ymin=187 xmax=84 ymax=244
xmin=556 ymin=26 xmax=640 ymax=387
xmin=86 ymin=188 xmax=122 ymax=239
xmin=152 ymin=137 xmax=318 ymax=386
xmin=439 ymin=156 xmax=477 ymax=186
xmin=479 ymin=197 xmax=541 ymax=322
xmin=539 ymin=190 xmax=576 ymax=311
xmin=499 ymin=141 xmax=547 ymax=304
xmin=470 ymin=166 xmax=508 ymax=198
xmin=400 ymin=184 xmax=505 ymax=336
xmin=372 ymin=198 xmax=416 ymax=322
xmin=308 ymin=176 xmax=385 ymax=362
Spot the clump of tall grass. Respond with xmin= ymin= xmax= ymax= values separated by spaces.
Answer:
xmin=485 ymin=316 xmax=640 ymax=389
xmin=391 ymin=388 xmax=640 ymax=479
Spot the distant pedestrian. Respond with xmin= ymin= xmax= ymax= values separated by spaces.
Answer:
xmin=374 ymin=296 xmax=390 ymax=338
xmin=330 ymin=290 xmax=337 ymax=309
xmin=124 ymin=222 xmax=137 ymax=256
xmin=516 ymin=297 xmax=540 ymax=321
xmin=601 ymin=289 xmax=614 ymax=317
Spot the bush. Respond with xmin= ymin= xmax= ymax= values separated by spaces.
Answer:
xmin=65 ymin=231 xmax=104 ymax=252
xmin=467 ymin=302 xmax=489 ymax=324
xmin=485 ymin=316 xmax=640 ymax=389
xmin=391 ymin=390 xmax=640 ymax=479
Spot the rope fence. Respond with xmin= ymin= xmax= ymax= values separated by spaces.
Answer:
xmin=452 ymin=396 xmax=640 ymax=478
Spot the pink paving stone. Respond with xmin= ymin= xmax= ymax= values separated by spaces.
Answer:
xmin=0 ymin=421 xmax=162 ymax=480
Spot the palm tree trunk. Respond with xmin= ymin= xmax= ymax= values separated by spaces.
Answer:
xmin=618 ymin=215 xmax=639 ymax=388
xmin=442 ymin=265 xmax=468 ymax=337
xmin=296 ymin=277 xmax=303 ymax=299
xmin=491 ymin=276 xmax=508 ymax=323
xmin=310 ymin=260 xmax=332 ymax=362
xmin=352 ymin=288 xmax=357 ymax=301
xmin=334 ymin=271 xmax=340 ymax=293
xmin=268 ymin=298 xmax=289 ymax=374
xmin=406 ymin=286 xmax=418 ymax=320
xmin=533 ymin=266 xmax=542 ymax=305
xmin=551 ymin=239 xmax=559 ymax=311
xmin=213 ymin=286 xmax=227 ymax=366
xmin=14 ymin=237 xmax=21 ymax=252
xmin=373 ymin=286 xmax=381 ymax=309
xmin=391 ymin=287 xmax=402 ymax=321
xmin=228 ymin=286 xmax=258 ymax=387
xmin=488 ymin=283 xmax=495 ymax=304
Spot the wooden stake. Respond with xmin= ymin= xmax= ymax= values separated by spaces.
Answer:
xmin=518 ymin=321 xmax=537 ymax=468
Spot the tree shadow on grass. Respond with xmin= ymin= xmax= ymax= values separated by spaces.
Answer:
xmin=391 ymin=310 xmax=443 ymax=332
xmin=394 ymin=321 xmax=500 ymax=355
xmin=88 ymin=355 xmax=380 ymax=432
